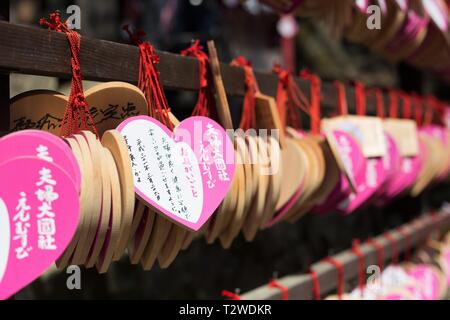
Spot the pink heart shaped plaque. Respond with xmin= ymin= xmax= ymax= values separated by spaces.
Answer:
xmin=0 ymin=130 xmax=81 ymax=193
xmin=337 ymin=156 xmax=386 ymax=215
xmin=408 ymin=265 xmax=443 ymax=300
xmin=0 ymin=157 xmax=79 ymax=300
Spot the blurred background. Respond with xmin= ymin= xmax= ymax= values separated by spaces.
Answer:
xmin=9 ymin=0 xmax=450 ymax=299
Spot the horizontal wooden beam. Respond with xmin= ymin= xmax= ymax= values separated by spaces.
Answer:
xmin=0 ymin=21 xmax=386 ymax=116
xmin=241 ymin=209 xmax=450 ymax=300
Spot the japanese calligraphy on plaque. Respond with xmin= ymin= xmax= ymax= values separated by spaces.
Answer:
xmin=10 ymin=82 xmax=147 ymax=136
xmin=0 ymin=157 xmax=79 ymax=300
xmin=117 ymin=115 xmax=235 ymax=231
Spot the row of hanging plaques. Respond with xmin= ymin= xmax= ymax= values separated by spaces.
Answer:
xmin=1 ymin=56 xmax=450 ymax=300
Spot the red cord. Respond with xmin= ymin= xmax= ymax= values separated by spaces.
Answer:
xmin=222 ymin=290 xmax=241 ymax=300
xmin=366 ymin=238 xmax=384 ymax=271
xmin=268 ymin=279 xmax=289 ymax=300
xmin=40 ymin=12 xmax=99 ymax=138
xmin=351 ymin=239 xmax=366 ymax=295
xmin=323 ymin=257 xmax=345 ymax=300
xmin=373 ymin=88 xmax=385 ymax=118
xmin=334 ymin=80 xmax=348 ymax=116
xmin=299 ymin=70 xmax=321 ymax=134
xmin=354 ymin=81 xmax=366 ymax=116
xmin=273 ymin=64 xmax=309 ymax=129
xmin=399 ymin=92 xmax=412 ymax=119
xmin=308 ymin=269 xmax=321 ymax=300
xmin=181 ymin=40 xmax=214 ymax=117
xmin=123 ymin=25 xmax=173 ymax=129
xmin=231 ymin=56 xmax=258 ymax=130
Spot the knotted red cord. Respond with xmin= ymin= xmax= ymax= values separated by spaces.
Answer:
xmin=221 ymin=290 xmax=241 ymax=300
xmin=354 ymin=81 xmax=366 ymax=116
xmin=389 ymin=89 xmax=399 ymax=119
xmin=334 ymin=80 xmax=348 ymax=116
xmin=40 ymin=12 xmax=98 ymax=138
xmin=123 ymin=25 xmax=172 ymax=129
xmin=323 ymin=257 xmax=345 ymax=300
xmin=352 ymin=239 xmax=366 ymax=295
xmin=308 ymin=269 xmax=321 ymax=300
xmin=273 ymin=64 xmax=309 ymax=129
xmin=231 ymin=56 xmax=258 ymax=130
xmin=181 ymin=40 xmax=215 ymax=117
xmin=299 ymin=70 xmax=321 ymax=134
xmin=268 ymin=279 xmax=289 ymax=300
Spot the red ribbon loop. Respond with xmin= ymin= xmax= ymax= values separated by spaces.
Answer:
xmin=323 ymin=257 xmax=345 ymax=300
xmin=181 ymin=40 xmax=214 ymax=117
xmin=374 ymin=88 xmax=385 ymax=118
xmin=308 ymin=269 xmax=321 ymax=300
xmin=351 ymin=239 xmax=366 ymax=295
xmin=353 ymin=81 xmax=366 ymax=116
xmin=231 ymin=56 xmax=258 ymax=130
xmin=299 ymin=70 xmax=321 ymax=134
xmin=268 ymin=279 xmax=289 ymax=300
xmin=273 ymin=64 xmax=309 ymax=129
xmin=222 ymin=290 xmax=241 ymax=300
xmin=123 ymin=25 xmax=172 ymax=129
xmin=383 ymin=232 xmax=399 ymax=265
xmin=40 ymin=12 xmax=99 ymax=138
xmin=334 ymin=81 xmax=348 ymax=116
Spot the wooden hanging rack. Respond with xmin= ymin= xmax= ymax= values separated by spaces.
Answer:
xmin=240 ymin=209 xmax=450 ymax=300
xmin=1 ymin=2 xmax=449 ymax=299
xmin=0 ymin=16 xmax=418 ymax=134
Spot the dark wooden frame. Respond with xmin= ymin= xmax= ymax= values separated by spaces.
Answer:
xmin=0 ymin=19 xmax=396 ymax=135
